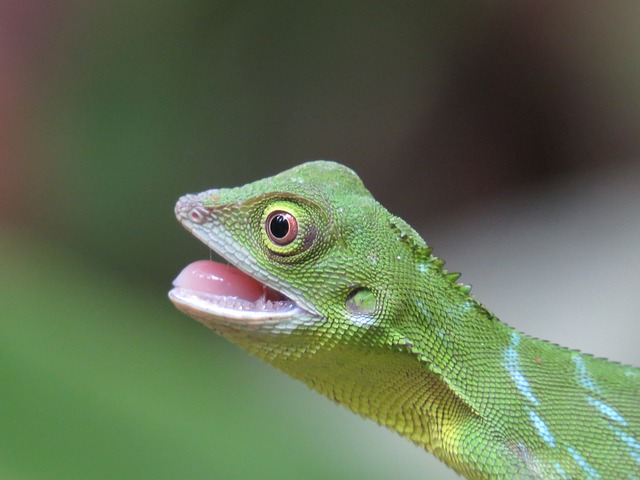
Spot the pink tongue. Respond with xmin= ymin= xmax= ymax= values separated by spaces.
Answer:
xmin=173 ymin=260 xmax=280 ymax=302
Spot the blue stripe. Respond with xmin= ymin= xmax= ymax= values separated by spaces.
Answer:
xmin=567 ymin=446 xmax=601 ymax=479
xmin=527 ymin=407 xmax=555 ymax=447
xmin=612 ymin=428 xmax=640 ymax=465
xmin=587 ymin=397 xmax=628 ymax=426
xmin=503 ymin=332 xmax=540 ymax=405
xmin=572 ymin=355 xmax=601 ymax=393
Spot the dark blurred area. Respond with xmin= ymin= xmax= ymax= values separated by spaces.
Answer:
xmin=2 ymin=2 xmax=639 ymax=479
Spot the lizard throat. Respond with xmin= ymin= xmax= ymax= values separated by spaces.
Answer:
xmin=168 ymin=260 xmax=301 ymax=324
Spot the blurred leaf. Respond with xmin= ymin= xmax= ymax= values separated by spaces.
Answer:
xmin=0 ymin=231 xmax=454 ymax=479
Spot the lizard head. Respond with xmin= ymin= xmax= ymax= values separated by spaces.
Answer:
xmin=169 ymin=161 xmax=430 ymax=361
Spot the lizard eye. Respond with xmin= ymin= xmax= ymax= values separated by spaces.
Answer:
xmin=266 ymin=210 xmax=298 ymax=246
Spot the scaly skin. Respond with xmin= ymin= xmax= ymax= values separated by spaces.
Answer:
xmin=169 ymin=161 xmax=640 ymax=479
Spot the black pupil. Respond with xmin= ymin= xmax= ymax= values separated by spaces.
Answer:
xmin=270 ymin=214 xmax=290 ymax=239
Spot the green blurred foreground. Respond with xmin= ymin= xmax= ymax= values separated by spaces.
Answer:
xmin=1 ymin=231 xmax=450 ymax=480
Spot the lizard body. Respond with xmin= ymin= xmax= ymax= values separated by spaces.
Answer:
xmin=169 ymin=161 xmax=640 ymax=479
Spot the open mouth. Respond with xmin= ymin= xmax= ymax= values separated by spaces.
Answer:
xmin=168 ymin=259 xmax=301 ymax=323
xmin=168 ymin=192 xmax=319 ymax=329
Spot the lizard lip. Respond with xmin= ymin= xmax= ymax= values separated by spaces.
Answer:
xmin=168 ymin=260 xmax=302 ymax=325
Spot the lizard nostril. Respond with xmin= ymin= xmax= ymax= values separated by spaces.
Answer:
xmin=188 ymin=206 xmax=208 ymax=224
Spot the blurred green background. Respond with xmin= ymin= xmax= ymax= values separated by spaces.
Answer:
xmin=2 ymin=2 xmax=640 ymax=479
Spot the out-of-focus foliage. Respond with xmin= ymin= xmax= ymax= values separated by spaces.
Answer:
xmin=2 ymin=231 xmax=437 ymax=479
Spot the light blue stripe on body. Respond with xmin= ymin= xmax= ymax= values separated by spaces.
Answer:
xmin=567 ymin=446 xmax=601 ymax=479
xmin=504 ymin=332 xmax=540 ymax=405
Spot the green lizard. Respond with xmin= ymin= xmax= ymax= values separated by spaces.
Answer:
xmin=169 ymin=161 xmax=640 ymax=479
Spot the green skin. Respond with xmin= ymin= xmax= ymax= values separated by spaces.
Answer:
xmin=169 ymin=161 xmax=640 ymax=479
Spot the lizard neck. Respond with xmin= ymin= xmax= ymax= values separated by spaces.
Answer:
xmin=397 ymin=260 xmax=640 ymax=478
xmin=256 ymin=258 xmax=640 ymax=479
